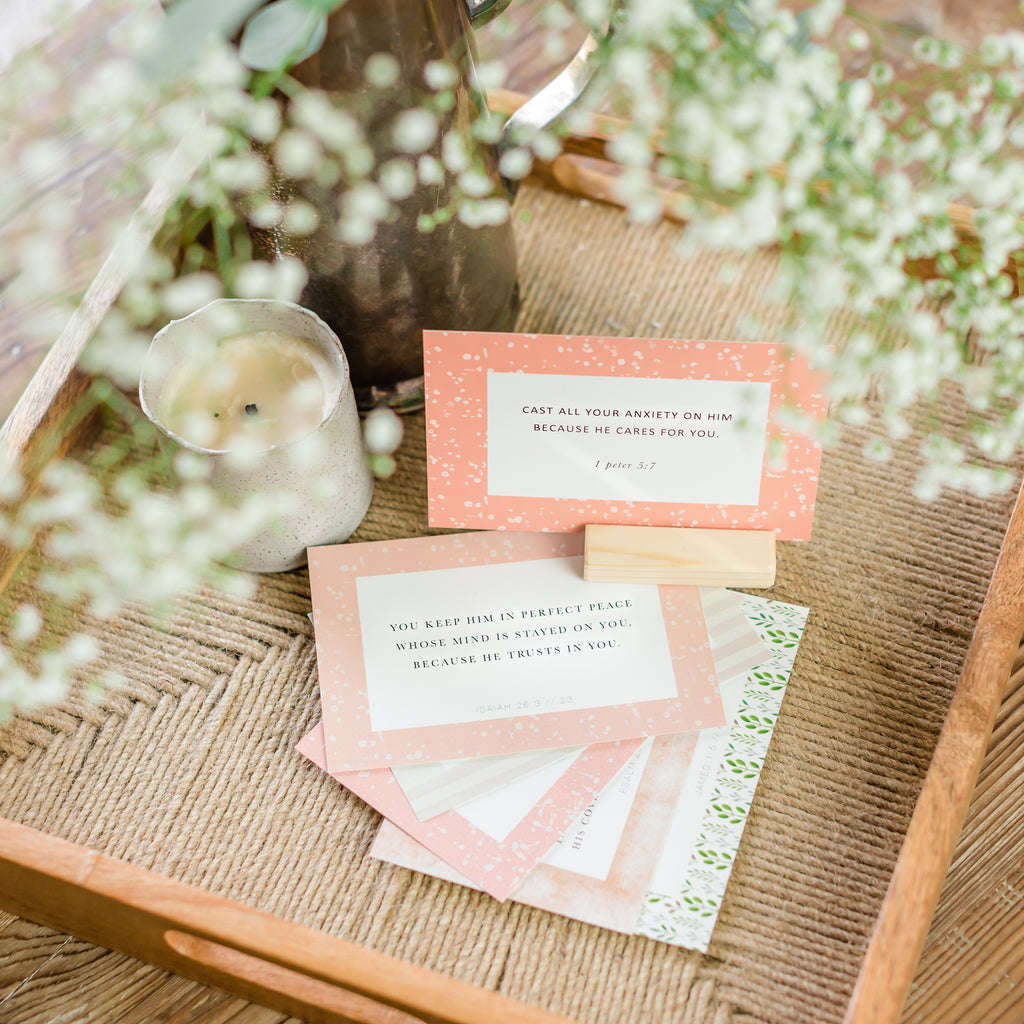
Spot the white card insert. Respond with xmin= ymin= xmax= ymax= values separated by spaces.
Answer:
xmin=356 ymin=556 xmax=676 ymax=732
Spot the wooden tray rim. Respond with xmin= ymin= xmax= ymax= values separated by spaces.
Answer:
xmin=2 ymin=175 xmax=1024 ymax=1024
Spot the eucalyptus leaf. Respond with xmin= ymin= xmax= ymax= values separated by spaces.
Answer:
xmin=239 ymin=0 xmax=328 ymax=71
xmin=693 ymin=0 xmax=727 ymax=18
xmin=724 ymin=2 xmax=756 ymax=33
xmin=145 ymin=0 xmax=264 ymax=80
xmin=792 ymin=8 xmax=814 ymax=52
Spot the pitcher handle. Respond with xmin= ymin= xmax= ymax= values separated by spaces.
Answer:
xmin=464 ymin=0 xmax=514 ymax=26
xmin=465 ymin=1 xmax=612 ymax=195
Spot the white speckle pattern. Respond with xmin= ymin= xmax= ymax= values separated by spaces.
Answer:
xmin=423 ymin=330 xmax=827 ymax=540
xmin=306 ymin=531 xmax=723 ymax=772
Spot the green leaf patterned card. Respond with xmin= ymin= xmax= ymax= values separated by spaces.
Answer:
xmin=636 ymin=594 xmax=809 ymax=951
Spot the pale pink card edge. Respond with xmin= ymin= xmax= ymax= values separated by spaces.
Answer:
xmin=296 ymin=721 xmax=642 ymax=901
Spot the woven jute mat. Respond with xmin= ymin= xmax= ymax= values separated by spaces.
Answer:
xmin=0 ymin=185 xmax=1020 ymax=1024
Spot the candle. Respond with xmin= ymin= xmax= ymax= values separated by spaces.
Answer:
xmin=158 ymin=329 xmax=334 ymax=452
xmin=140 ymin=299 xmax=375 ymax=573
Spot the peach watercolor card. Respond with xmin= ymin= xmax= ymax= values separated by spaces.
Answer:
xmin=307 ymin=531 xmax=724 ymax=774
xmin=296 ymin=722 xmax=642 ymax=901
xmin=423 ymin=331 xmax=828 ymax=539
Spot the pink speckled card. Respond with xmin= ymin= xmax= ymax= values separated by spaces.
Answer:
xmin=370 ymin=732 xmax=697 ymax=926
xmin=423 ymin=331 xmax=828 ymax=539
xmin=296 ymin=721 xmax=641 ymax=900
xmin=307 ymin=531 xmax=724 ymax=773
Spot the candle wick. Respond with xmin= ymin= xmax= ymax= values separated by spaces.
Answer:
xmin=245 ymin=403 xmax=259 ymax=416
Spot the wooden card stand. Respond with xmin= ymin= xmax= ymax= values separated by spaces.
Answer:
xmin=582 ymin=524 xmax=776 ymax=588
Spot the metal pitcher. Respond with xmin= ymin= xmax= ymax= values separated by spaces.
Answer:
xmin=253 ymin=0 xmax=602 ymax=410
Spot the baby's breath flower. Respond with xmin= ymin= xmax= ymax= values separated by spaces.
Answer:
xmin=379 ymin=158 xmax=417 ymax=199
xmin=803 ymin=0 xmax=844 ymax=36
xmin=248 ymin=198 xmax=284 ymax=228
xmin=878 ymin=96 xmax=905 ymax=122
xmin=273 ymin=128 xmax=323 ymax=179
xmin=458 ymin=167 xmax=497 ymax=198
xmin=63 ymin=633 xmax=101 ymax=667
xmin=292 ymin=93 xmax=361 ymax=151
xmin=364 ymin=53 xmax=400 ymax=88
xmin=979 ymin=34 xmax=1010 ymax=66
xmin=474 ymin=60 xmax=507 ymax=92
xmin=363 ymin=407 xmax=404 ymax=455
xmin=913 ymin=36 xmax=942 ymax=65
xmin=161 ymin=273 xmax=224 ymax=316
xmin=341 ymin=180 xmax=389 ymax=223
xmin=498 ymin=146 xmax=532 ymax=180
xmin=847 ymin=28 xmax=870 ymax=51
xmin=417 ymin=154 xmax=444 ymax=185
xmin=233 ymin=260 xmax=280 ymax=298
xmin=470 ymin=110 xmax=505 ymax=145
xmin=575 ymin=0 xmax=617 ymax=29
xmin=338 ymin=181 xmax=390 ymax=244
xmin=280 ymin=199 xmax=320 ymax=235
xmin=528 ymin=129 xmax=562 ymax=162
xmin=869 ymin=63 xmax=894 ymax=88
xmin=212 ymin=152 xmax=269 ymax=192
xmin=268 ymin=254 xmax=307 ymax=301
xmin=0 ymin=461 xmax=23 ymax=503
xmin=457 ymin=196 xmax=510 ymax=227
xmin=342 ymin=142 xmax=375 ymax=178
xmin=392 ymin=107 xmax=439 ymax=153
xmin=192 ymin=41 xmax=249 ymax=92
xmin=245 ymin=97 xmax=283 ymax=143
xmin=424 ymin=60 xmax=458 ymax=90
xmin=9 ymin=605 xmax=43 ymax=646
xmin=441 ymin=130 xmax=471 ymax=172
xmin=541 ymin=30 xmax=571 ymax=62
xmin=926 ymin=90 xmax=958 ymax=127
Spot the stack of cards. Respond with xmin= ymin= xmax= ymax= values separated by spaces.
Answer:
xmin=298 ymin=330 xmax=822 ymax=952
xmin=298 ymin=532 xmax=807 ymax=952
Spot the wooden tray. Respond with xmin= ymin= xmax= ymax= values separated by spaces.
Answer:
xmin=3 ymin=185 xmax=1024 ymax=1024
xmin=4 ymin=11 xmax=1024 ymax=1024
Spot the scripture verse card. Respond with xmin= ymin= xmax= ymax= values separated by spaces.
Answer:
xmin=424 ymin=331 xmax=828 ymax=539
xmin=307 ymin=531 xmax=724 ymax=773
xmin=637 ymin=594 xmax=809 ymax=950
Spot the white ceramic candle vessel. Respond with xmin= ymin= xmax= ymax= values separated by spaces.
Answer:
xmin=140 ymin=298 xmax=374 ymax=573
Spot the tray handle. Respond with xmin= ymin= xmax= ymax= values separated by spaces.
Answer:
xmin=0 ymin=816 xmax=579 ymax=1024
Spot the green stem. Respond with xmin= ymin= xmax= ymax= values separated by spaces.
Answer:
xmin=212 ymin=212 xmax=236 ymax=293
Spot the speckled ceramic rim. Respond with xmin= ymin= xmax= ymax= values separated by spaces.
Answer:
xmin=139 ymin=298 xmax=351 ymax=455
